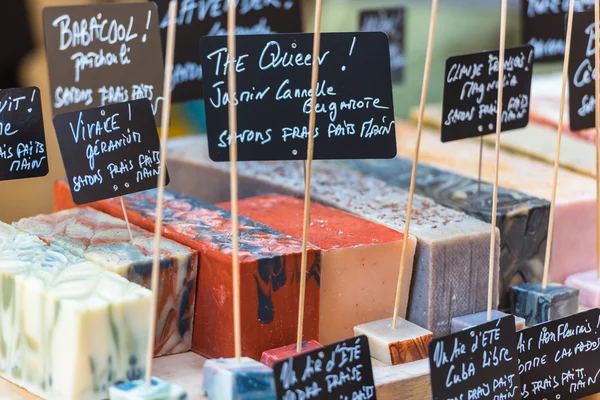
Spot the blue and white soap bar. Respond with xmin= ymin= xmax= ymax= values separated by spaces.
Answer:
xmin=0 ymin=222 xmax=152 ymax=400
xmin=203 ymin=357 xmax=276 ymax=400
xmin=110 ymin=377 xmax=188 ymax=399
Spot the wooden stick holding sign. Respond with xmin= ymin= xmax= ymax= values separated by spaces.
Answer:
xmin=296 ymin=0 xmax=324 ymax=351
xmin=596 ymin=0 xmax=600 ymax=279
xmin=120 ymin=197 xmax=135 ymax=244
xmin=392 ymin=0 xmax=438 ymax=329
xmin=145 ymin=0 xmax=178 ymax=386
xmin=487 ymin=0 xmax=507 ymax=321
xmin=226 ymin=0 xmax=243 ymax=364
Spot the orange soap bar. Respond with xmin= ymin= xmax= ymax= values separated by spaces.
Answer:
xmin=53 ymin=181 xmax=320 ymax=360
xmin=260 ymin=340 xmax=323 ymax=368
xmin=219 ymin=194 xmax=417 ymax=345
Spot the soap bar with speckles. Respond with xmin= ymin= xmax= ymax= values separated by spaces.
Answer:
xmin=394 ymin=121 xmax=597 ymax=285
xmin=101 ymin=135 xmax=498 ymax=337
xmin=0 ymin=222 xmax=151 ymax=400
xmin=341 ymin=157 xmax=550 ymax=311
xmin=218 ymin=194 xmax=418 ymax=344
xmin=52 ymin=185 xmax=320 ymax=360
xmin=14 ymin=207 xmax=198 ymax=357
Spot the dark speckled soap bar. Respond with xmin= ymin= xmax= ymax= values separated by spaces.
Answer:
xmin=342 ymin=158 xmax=550 ymax=310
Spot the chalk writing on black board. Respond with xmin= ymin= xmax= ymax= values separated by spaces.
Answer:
xmin=53 ymin=98 xmax=168 ymax=205
xmin=201 ymin=32 xmax=397 ymax=161
xmin=43 ymin=3 xmax=165 ymax=122
xmin=0 ymin=87 xmax=48 ymax=182
xmin=152 ymin=0 xmax=302 ymax=102
xmin=441 ymin=45 xmax=534 ymax=142
xmin=428 ymin=316 xmax=521 ymax=400
xmin=273 ymin=335 xmax=377 ymax=399
xmin=359 ymin=8 xmax=405 ymax=83
xmin=521 ymin=0 xmax=594 ymax=62
xmin=568 ymin=10 xmax=598 ymax=131
xmin=518 ymin=308 xmax=600 ymax=399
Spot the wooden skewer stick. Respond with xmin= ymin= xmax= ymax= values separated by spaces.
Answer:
xmin=487 ymin=0 xmax=508 ymax=322
xmin=477 ymin=136 xmax=484 ymax=194
xmin=145 ymin=0 xmax=178 ymax=386
xmin=542 ymin=0 xmax=576 ymax=289
xmin=226 ymin=0 xmax=242 ymax=364
xmin=120 ymin=197 xmax=134 ymax=244
xmin=296 ymin=0 xmax=323 ymax=351
xmin=594 ymin=0 xmax=600 ymax=278
xmin=392 ymin=0 xmax=438 ymax=330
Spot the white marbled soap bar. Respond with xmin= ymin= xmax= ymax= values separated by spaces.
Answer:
xmin=0 ymin=222 xmax=152 ymax=400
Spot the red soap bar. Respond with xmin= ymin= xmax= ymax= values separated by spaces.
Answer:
xmin=53 ymin=180 xmax=320 ymax=360
xmin=260 ymin=340 xmax=323 ymax=368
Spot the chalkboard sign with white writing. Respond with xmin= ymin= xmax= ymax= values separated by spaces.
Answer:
xmin=43 ymin=3 xmax=165 ymax=123
xmin=201 ymin=32 xmax=397 ymax=161
xmin=53 ymin=99 xmax=168 ymax=205
xmin=441 ymin=45 xmax=534 ymax=143
xmin=153 ymin=0 xmax=302 ymax=103
xmin=428 ymin=316 xmax=521 ymax=400
xmin=273 ymin=335 xmax=377 ymax=399
xmin=0 ymin=87 xmax=48 ymax=182
xmin=568 ymin=10 xmax=597 ymax=131
xmin=359 ymin=8 xmax=405 ymax=84
xmin=521 ymin=0 xmax=593 ymax=63
xmin=518 ymin=308 xmax=600 ymax=399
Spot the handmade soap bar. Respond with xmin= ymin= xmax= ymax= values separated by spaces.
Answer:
xmin=260 ymin=340 xmax=322 ymax=368
xmin=203 ymin=358 xmax=276 ymax=400
xmin=0 ymin=222 xmax=151 ymax=400
xmin=53 ymin=187 xmax=320 ymax=360
xmin=565 ymin=270 xmax=600 ymax=308
xmin=394 ymin=122 xmax=597 ymax=285
xmin=218 ymin=194 xmax=418 ymax=344
xmin=110 ymin=377 xmax=188 ymax=400
xmin=342 ymin=158 xmax=549 ymax=311
xmin=354 ymin=318 xmax=432 ymax=365
xmin=511 ymin=283 xmax=579 ymax=326
xmin=158 ymin=136 xmax=499 ymax=337
xmin=450 ymin=311 xmax=526 ymax=333
xmin=14 ymin=207 xmax=198 ymax=357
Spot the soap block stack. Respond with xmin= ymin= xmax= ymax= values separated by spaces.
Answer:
xmin=218 ymin=194 xmax=418 ymax=344
xmin=14 ymin=207 xmax=198 ymax=357
xmin=343 ymin=157 xmax=550 ymax=311
xmin=53 ymin=187 xmax=321 ymax=360
xmin=0 ymin=222 xmax=151 ymax=400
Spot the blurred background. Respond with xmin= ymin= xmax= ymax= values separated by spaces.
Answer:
xmin=1 ymin=0 xmax=558 ymax=222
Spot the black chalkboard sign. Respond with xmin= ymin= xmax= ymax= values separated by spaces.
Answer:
xmin=152 ymin=0 xmax=302 ymax=103
xmin=273 ymin=335 xmax=377 ymax=399
xmin=0 ymin=87 xmax=48 ymax=182
xmin=441 ymin=45 xmax=534 ymax=143
xmin=518 ymin=308 xmax=600 ymax=399
xmin=201 ymin=32 xmax=397 ymax=161
xmin=43 ymin=3 xmax=165 ymax=123
xmin=522 ymin=0 xmax=593 ymax=63
xmin=359 ymin=8 xmax=405 ymax=84
xmin=568 ymin=10 xmax=597 ymax=131
xmin=53 ymin=99 xmax=168 ymax=205
xmin=428 ymin=316 xmax=521 ymax=400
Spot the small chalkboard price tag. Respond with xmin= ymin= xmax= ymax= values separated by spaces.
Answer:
xmin=428 ymin=316 xmax=521 ymax=400
xmin=43 ymin=3 xmax=165 ymax=123
xmin=273 ymin=335 xmax=376 ymax=399
xmin=201 ymin=32 xmax=397 ymax=161
xmin=52 ymin=99 xmax=168 ymax=205
xmin=568 ymin=10 xmax=597 ymax=131
xmin=0 ymin=87 xmax=48 ymax=182
xmin=522 ymin=0 xmax=593 ymax=63
xmin=153 ymin=0 xmax=302 ymax=103
xmin=359 ymin=7 xmax=405 ymax=83
xmin=518 ymin=308 xmax=600 ymax=399
xmin=441 ymin=45 xmax=534 ymax=143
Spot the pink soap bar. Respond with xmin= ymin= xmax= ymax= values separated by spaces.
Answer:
xmin=260 ymin=341 xmax=323 ymax=368
xmin=565 ymin=270 xmax=600 ymax=308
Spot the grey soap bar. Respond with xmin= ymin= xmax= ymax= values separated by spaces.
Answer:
xmin=167 ymin=135 xmax=500 ymax=336
xmin=342 ymin=158 xmax=550 ymax=311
